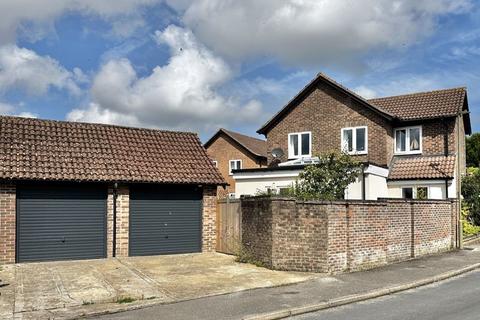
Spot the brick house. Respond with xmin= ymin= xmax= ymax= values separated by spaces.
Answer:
xmin=0 ymin=116 xmax=225 ymax=264
xmin=204 ymin=128 xmax=267 ymax=198
xmin=233 ymin=73 xmax=471 ymax=200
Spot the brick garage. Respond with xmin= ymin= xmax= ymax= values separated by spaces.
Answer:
xmin=242 ymin=197 xmax=458 ymax=273
xmin=0 ymin=116 xmax=225 ymax=264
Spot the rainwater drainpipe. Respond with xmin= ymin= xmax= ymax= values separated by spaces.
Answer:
xmin=444 ymin=119 xmax=449 ymax=199
xmin=362 ymin=164 xmax=366 ymax=201
xmin=113 ymin=182 xmax=118 ymax=257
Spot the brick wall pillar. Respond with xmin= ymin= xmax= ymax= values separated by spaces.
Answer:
xmin=0 ymin=184 xmax=16 ymax=264
xmin=107 ymin=185 xmax=130 ymax=258
xmin=202 ymin=185 xmax=217 ymax=252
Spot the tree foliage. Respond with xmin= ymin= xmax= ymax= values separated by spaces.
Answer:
xmin=466 ymin=133 xmax=480 ymax=168
xmin=462 ymin=169 xmax=480 ymax=225
xmin=292 ymin=152 xmax=361 ymax=200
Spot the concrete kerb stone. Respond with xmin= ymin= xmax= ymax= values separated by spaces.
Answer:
xmin=243 ymin=262 xmax=480 ymax=320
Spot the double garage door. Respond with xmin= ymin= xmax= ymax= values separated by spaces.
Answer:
xmin=16 ymin=183 xmax=202 ymax=263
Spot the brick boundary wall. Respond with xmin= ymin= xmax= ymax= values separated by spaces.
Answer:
xmin=0 ymin=184 xmax=16 ymax=264
xmin=242 ymin=197 xmax=458 ymax=273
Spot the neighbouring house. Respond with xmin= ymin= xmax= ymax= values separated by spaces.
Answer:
xmin=233 ymin=73 xmax=471 ymax=200
xmin=204 ymin=128 xmax=267 ymax=198
xmin=0 ymin=115 xmax=225 ymax=264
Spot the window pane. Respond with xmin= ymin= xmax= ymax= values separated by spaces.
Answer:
xmin=301 ymin=133 xmax=310 ymax=155
xmin=417 ymin=187 xmax=428 ymax=199
xmin=356 ymin=128 xmax=366 ymax=151
xmin=409 ymin=128 xmax=420 ymax=151
xmin=396 ymin=130 xmax=406 ymax=152
xmin=343 ymin=129 xmax=353 ymax=152
xmin=290 ymin=135 xmax=299 ymax=156
xmin=402 ymin=187 xmax=413 ymax=199
xmin=236 ymin=160 xmax=242 ymax=170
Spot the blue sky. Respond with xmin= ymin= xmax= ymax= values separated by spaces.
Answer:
xmin=0 ymin=0 xmax=479 ymax=141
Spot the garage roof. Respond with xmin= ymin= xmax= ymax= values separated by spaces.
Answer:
xmin=0 ymin=116 xmax=226 ymax=185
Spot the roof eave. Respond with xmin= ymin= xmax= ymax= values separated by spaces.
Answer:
xmin=205 ymin=128 xmax=267 ymax=159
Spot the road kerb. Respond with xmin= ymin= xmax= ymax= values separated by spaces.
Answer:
xmin=243 ymin=262 xmax=480 ymax=320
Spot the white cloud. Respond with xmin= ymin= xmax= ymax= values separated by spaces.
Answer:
xmin=0 ymin=45 xmax=81 ymax=96
xmin=353 ymin=86 xmax=378 ymax=99
xmin=175 ymin=0 xmax=471 ymax=66
xmin=0 ymin=101 xmax=37 ymax=118
xmin=68 ymin=25 xmax=263 ymax=132
xmin=16 ymin=111 xmax=37 ymax=118
xmin=0 ymin=0 xmax=160 ymax=44
xmin=0 ymin=101 xmax=14 ymax=114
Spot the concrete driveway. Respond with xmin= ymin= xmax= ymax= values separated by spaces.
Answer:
xmin=0 ymin=253 xmax=316 ymax=320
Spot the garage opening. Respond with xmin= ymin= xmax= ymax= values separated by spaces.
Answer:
xmin=16 ymin=183 xmax=107 ymax=263
xmin=129 ymin=184 xmax=202 ymax=256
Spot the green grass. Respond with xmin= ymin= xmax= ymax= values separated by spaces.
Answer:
xmin=116 ymin=297 xmax=136 ymax=304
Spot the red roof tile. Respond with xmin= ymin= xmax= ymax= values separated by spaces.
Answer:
xmin=388 ymin=155 xmax=455 ymax=180
xmin=368 ymin=87 xmax=466 ymax=120
xmin=204 ymin=128 xmax=267 ymax=159
xmin=0 ymin=116 xmax=226 ymax=185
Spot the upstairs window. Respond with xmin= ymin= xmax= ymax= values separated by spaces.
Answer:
xmin=395 ymin=126 xmax=422 ymax=154
xmin=212 ymin=160 xmax=218 ymax=167
xmin=341 ymin=126 xmax=367 ymax=155
xmin=288 ymin=132 xmax=311 ymax=159
xmin=229 ymin=159 xmax=242 ymax=175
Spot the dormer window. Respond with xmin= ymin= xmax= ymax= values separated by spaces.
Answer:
xmin=341 ymin=126 xmax=367 ymax=155
xmin=288 ymin=132 xmax=311 ymax=159
xmin=394 ymin=126 xmax=422 ymax=154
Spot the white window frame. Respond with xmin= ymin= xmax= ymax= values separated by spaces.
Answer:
xmin=229 ymin=159 xmax=242 ymax=175
xmin=341 ymin=126 xmax=368 ymax=155
xmin=212 ymin=160 xmax=218 ymax=167
xmin=402 ymin=186 xmax=429 ymax=199
xmin=288 ymin=131 xmax=312 ymax=159
xmin=394 ymin=126 xmax=422 ymax=155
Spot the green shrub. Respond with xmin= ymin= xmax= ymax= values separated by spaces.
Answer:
xmin=292 ymin=152 xmax=361 ymax=201
xmin=235 ymin=246 xmax=267 ymax=268
xmin=462 ymin=205 xmax=480 ymax=238
xmin=462 ymin=169 xmax=480 ymax=225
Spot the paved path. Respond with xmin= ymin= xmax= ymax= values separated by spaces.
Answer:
xmin=91 ymin=245 xmax=480 ymax=320
xmin=0 ymin=253 xmax=312 ymax=320
xmin=293 ymin=269 xmax=480 ymax=320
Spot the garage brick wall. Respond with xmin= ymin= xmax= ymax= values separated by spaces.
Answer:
xmin=202 ymin=185 xmax=217 ymax=252
xmin=107 ymin=185 xmax=130 ymax=258
xmin=0 ymin=184 xmax=16 ymax=264
xmin=0 ymin=183 xmax=218 ymax=264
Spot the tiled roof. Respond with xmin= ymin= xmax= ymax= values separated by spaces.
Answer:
xmin=388 ymin=155 xmax=455 ymax=180
xmin=204 ymin=128 xmax=267 ymax=159
xmin=0 ymin=116 xmax=226 ymax=185
xmin=221 ymin=129 xmax=267 ymax=158
xmin=368 ymin=87 xmax=466 ymax=120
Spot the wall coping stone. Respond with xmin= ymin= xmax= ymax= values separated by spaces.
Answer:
xmin=241 ymin=196 xmax=455 ymax=206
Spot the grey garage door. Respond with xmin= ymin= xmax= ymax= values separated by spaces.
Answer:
xmin=129 ymin=185 xmax=202 ymax=256
xmin=17 ymin=184 xmax=107 ymax=263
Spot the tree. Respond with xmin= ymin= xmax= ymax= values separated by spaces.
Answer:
xmin=293 ymin=152 xmax=361 ymax=200
xmin=466 ymin=133 xmax=480 ymax=168
xmin=462 ymin=170 xmax=480 ymax=225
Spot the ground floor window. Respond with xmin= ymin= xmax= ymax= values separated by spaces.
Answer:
xmin=402 ymin=186 xmax=428 ymax=199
